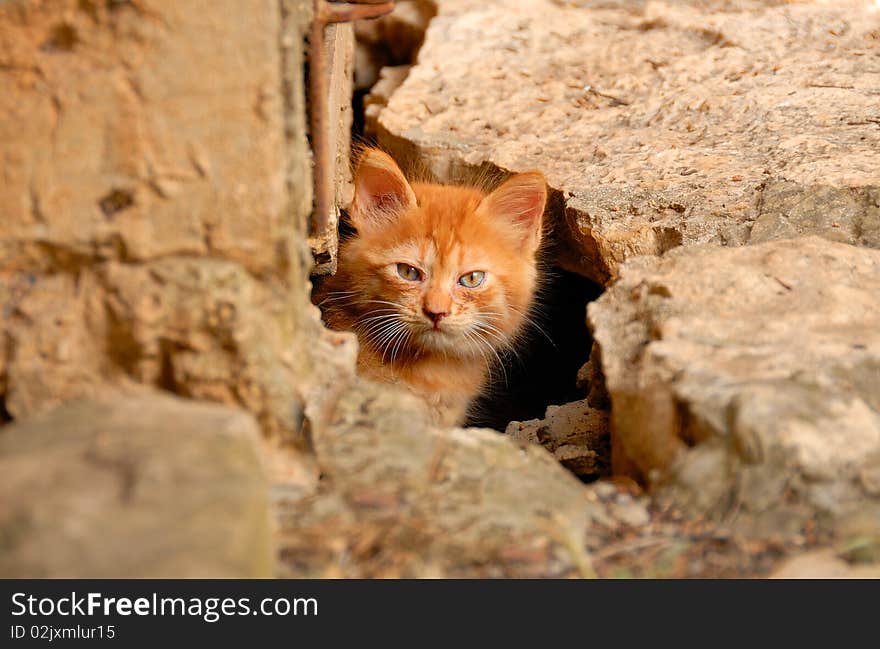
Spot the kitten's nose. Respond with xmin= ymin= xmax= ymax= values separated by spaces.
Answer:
xmin=423 ymin=307 xmax=448 ymax=328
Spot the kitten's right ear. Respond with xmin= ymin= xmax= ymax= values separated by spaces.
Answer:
xmin=478 ymin=171 xmax=547 ymax=253
xmin=351 ymin=149 xmax=416 ymax=230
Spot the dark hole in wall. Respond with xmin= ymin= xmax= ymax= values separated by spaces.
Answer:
xmin=42 ymin=23 xmax=79 ymax=52
xmin=0 ymin=394 xmax=12 ymax=425
xmin=465 ymin=269 xmax=602 ymax=431
xmin=352 ymin=87 xmax=371 ymax=142
xmin=351 ymin=1 xmax=437 ymax=142
xmin=334 ymin=6 xmax=606 ymax=441
xmin=316 ymin=221 xmax=603 ymax=436
xmin=99 ymin=188 xmax=135 ymax=218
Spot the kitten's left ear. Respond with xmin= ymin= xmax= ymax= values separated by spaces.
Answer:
xmin=479 ymin=171 xmax=547 ymax=252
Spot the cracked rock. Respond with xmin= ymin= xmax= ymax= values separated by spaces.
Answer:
xmin=588 ymin=236 xmax=880 ymax=531
xmin=376 ymin=0 xmax=880 ymax=283
xmin=278 ymin=381 xmax=598 ymax=578
xmin=506 ymin=399 xmax=610 ymax=479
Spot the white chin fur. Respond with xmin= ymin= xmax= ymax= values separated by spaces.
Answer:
xmin=415 ymin=329 xmax=471 ymax=354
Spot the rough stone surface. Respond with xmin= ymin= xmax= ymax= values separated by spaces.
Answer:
xmin=278 ymin=380 xmax=597 ymax=577
xmin=376 ymin=0 xmax=880 ymax=283
xmin=770 ymin=550 xmax=880 ymax=579
xmin=0 ymin=0 xmax=613 ymax=579
xmin=6 ymin=258 xmax=303 ymax=424
xmin=5 ymin=0 xmax=876 ymax=580
xmin=577 ymin=345 xmax=611 ymax=410
xmin=0 ymin=393 xmax=273 ymax=578
xmin=1 ymin=0 xmax=293 ymax=276
xmin=506 ymin=399 xmax=610 ymax=478
xmin=607 ymin=495 xmax=651 ymax=528
xmin=588 ymin=237 xmax=880 ymax=528
xmin=364 ymin=64 xmax=412 ymax=135
xmin=0 ymin=0 xmax=325 ymax=482
xmin=354 ymin=0 xmax=435 ymax=91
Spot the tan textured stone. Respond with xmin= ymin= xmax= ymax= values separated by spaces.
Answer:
xmin=0 ymin=394 xmax=273 ymax=578
xmin=279 ymin=380 xmax=597 ymax=578
xmin=376 ymin=0 xmax=880 ymax=283
xmin=4 ymin=249 xmax=312 ymax=421
xmin=506 ymin=399 xmax=610 ymax=478
xmin=8 ymin=0 xmax=873 ymax=579
xmin=0 ymin=0 xmax=292 ymax=276
xmin=0 ymin=1 xmax=325 ymax=473
xmin=588 ymin=237 xmax=880 ymax=522
xmin=353 ymin=0 xmax=435 ymax=91
xmin=364 ymin=64 xmax=412 ymax=135
xmin=770 ymin=550 xmax=880 ymax=579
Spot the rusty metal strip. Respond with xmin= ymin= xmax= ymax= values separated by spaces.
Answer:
xmin=308 ymin=0 xmax=396 ymax=246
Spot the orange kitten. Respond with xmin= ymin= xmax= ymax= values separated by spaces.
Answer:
xmin=314 ymin=149 xmax=547 ymax=426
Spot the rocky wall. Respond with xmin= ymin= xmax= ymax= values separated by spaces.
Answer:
xmin=0 ymin=0 xmax=607 ymax=578
xmin=374 ymin=0 xmax=880 ymax=563
xmin=377 ymin=0 xmax=880 ymax=283
xmin=1 ymin=0 xmax=314 ymax=429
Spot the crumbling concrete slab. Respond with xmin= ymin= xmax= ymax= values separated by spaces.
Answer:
xmin=0 ymin=0 xmax=325 ymax=475
xmin=588 ymin=237 xmax=880 ymax=533
xmin=0 ymin=0 xmax=294 ymax=276
xmin=377 ymin=0 xmax=880 ymax=283
xmin=279 ymin=380 xmax=598 ymax=577
xmin=506 ymin=399 xmax=610 ymax=479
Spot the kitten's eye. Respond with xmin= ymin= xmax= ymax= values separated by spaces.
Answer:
xmin=396 ymin=263 xmax=423 ymax=282
xmin=458 ymin=271 xmax=486 ymax=288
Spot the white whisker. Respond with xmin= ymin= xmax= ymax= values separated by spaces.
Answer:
xmin=509 ymin=305 xmax=555 ymax=348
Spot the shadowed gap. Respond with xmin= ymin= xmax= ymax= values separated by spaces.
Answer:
xmin=0 ymin=394 xmax=12 ymax=425
xmin=465 ymin=269 xmax=602 ymax=432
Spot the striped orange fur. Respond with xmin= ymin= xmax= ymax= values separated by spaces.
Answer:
xmin=315 ymin=148 xmax=547 ymax=426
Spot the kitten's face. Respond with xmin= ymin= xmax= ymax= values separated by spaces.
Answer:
xmin=337 ymin=150 xmax=546 ymax=361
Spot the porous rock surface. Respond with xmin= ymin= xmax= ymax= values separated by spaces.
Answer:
xmin=354 ymin=0 xmax=435 ymax=91
xmin=0 ymin=393 xmax=273 ymax=578
xmin=280 ymin=381 xmax=597 ymax=578
xmin=1 ymin=0 xmax=296 ymax=276
xmin=375 ymin=0 xmax=880 ymax=560
xmin=3 ymin=0 xmax=877 ymax=578
xmin=770 ymin=550 xmax=880 ymax=579
xmin=0 ymin=0 xmax=604 ymax=578
xmin=0 ymin=0 xmax=322 ymax=472
xmin=588 ymin=237 xmax=880 ymax=535
xmin=377 ymin=0 xmax=880 ymax=283
xmin=506 ymin=399 xmax=610 ymax=479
